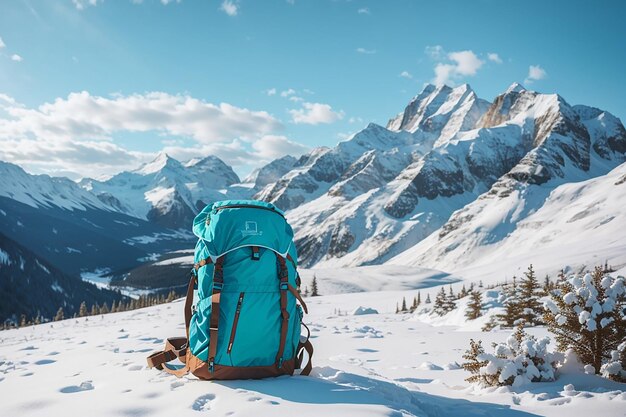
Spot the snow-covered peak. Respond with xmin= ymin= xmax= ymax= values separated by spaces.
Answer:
xmin=0 ymin=161 xmax=112 ymax=211
xmin=135 ymin=152 xmax=182 ymax=175
xmin=243 ymin=155 xmax=297 ymax=188
xmin=506 ymin=82 xmax=526 ymax=94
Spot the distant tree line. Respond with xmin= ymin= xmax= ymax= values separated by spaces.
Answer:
xmin=1 ymin=290 xmax=179 ymax=330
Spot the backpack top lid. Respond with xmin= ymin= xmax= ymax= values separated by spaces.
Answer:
xmin=192 ymin=199 xmax=295 ymax=259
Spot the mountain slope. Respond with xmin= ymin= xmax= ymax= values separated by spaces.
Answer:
xmin=0 ymin=232 xmax=126 ymax=323
xmin=0 ymin=161 xmax=193 ymax=278
xmin=80 ymin=153 xmax=244 ymax=229
xmin=390 ymin=159 xmax=626 ymax=272
xmin=256 ymin=83 xmax=626 ymax=269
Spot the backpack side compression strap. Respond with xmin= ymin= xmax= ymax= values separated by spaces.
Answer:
xmin=146 ymin=274 xmax=197 ymax=375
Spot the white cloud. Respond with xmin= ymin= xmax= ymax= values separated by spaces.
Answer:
xmin=357 ymin=8 xmax=370 ymax=14
xmin=288 ymin=96 xmax=304 ymax=102
xmin=356 ymin=47 xmax=376 ymax=54
xmin=0 ymin=37 xmax=5 ymax=49
xmin=0 ymin=91 xmax=286 ymax=177
xmin=266 ymin=88 xmax=277 ymax=96
xmin=348 ymin=116 xmax=363 ymax=124
xmin=161 ymin=0 xmax=182 ymax=5
xmin=72 ymin=0 xmax=101 ymax=10
xmin=280 ymin=88 xmax=296 ymax=97
xmin=487 ymin=52 xmax=503 ymax=64
xmin=399 ymin=71 xmax=412 ymax=79
xmin=0 ymin=91 xmax=281 ymax=143
xmin=251 ymin=135 xmax=309 ymax=159
xmin=524 ymin=65 xmax=547 ymax=84
xmin=430 ymin=49 xmax=484 ymax=85
xmin=289 ymin=102 xmax=344 ymax=125
xmin=11 ymin=54 xmax=23 ymax=62
xmin=220 ymin=0 xmax=238 ymax=16
xmin=425 ymin=45 xmax=444 ymax=60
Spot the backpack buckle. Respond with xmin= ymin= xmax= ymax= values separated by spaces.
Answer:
xmin=213 ymin=282 xmax=223 ymax=291
xmin=279 ymin=282 xmax=288 ymax=291
xmin=209 ymin=358 xmax=215 ymax=373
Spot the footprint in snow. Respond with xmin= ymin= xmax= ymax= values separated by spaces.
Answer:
xmin=356 ymin=348 xmax=378 ymax=353
xmin=247 ymin=396 xmax=262 ymax=402
xmin=191 ymin=394 xmax=216 ymax=411
xmin=19 ymin=346 xmax=38 ymax=351
xmin=60 ymin=381 xmax=94 ymax=394
xmin=128 ymin=365 xmax=143 ymax=371
xmin=34 ymin=359 xmax=56 ymax=365
xmin=47 ymin=351 xmax=60 ymax=356
xmin=171 ymin=381 xmax=185 ymax=390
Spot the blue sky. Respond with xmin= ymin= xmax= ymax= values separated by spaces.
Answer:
xmin=0 ymin=0 xmax=625 ymax=179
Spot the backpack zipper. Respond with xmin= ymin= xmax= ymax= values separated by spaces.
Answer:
xmin=214 ymin=204 xmax=285 ymax=219
xmin=227 ymin=292 xmax=245 ymax=354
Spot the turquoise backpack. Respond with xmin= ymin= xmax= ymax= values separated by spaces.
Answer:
xmin=147 ymin=200 xmax=313 ymax=379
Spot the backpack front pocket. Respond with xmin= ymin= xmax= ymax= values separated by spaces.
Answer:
xmin=227 ymin=292 xmax=245 ymax=354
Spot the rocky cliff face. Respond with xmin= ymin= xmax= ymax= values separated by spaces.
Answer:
xmin=254 ymin=83 xmax=626 ymax=268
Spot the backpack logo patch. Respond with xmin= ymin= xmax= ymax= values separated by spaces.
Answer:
xmin=241 ymin=221 xmax=262 ymax=236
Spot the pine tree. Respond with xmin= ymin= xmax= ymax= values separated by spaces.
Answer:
xmin=54 ymin=307 xmax=64 ymax=321
xmin=459 ymin=284 xmax=467 ymax=299
xmin=497 ymin=276 xmax=522 ymax=327
xmin=462 ymin=339 xmax=490 ymax=384
xmin=410 ymin=296 xmax=417 ymax=312
xmin=446 ymin=285 xmax=457 ymax=312
xmin=166 ymin=290 xmax=176 ymax=303
xmin=433 ymin=287 xmax=449 ymax=316
xmin=90 ymin=303 xmax=99 ymax=316
xmin=100 ymin=302 xmax=110 ymax=315
xmin=79 ymin=301 xmax=88 ymax=317
xmin=465 ymin=290 xmax=483 ymax=320
xmin=401 ymin=297 xmax=408 ymax=312
xmin=542 ymin=274 xmax=552 ymax=295
xmin=479 ymin=280 xmax=483 ymax=288
xmin=425 ymin=293 xmax=431 ymax=304
xmin=417 ymin=291 xmax=421 ymax=306
xmin=518 ymin=264 xmax=544 ymax=326
xmin=304 ymin=286 xmax=309 ymax=297
xmin=469 ymin=282 xmax=475 ymax=292
xmin=20 ymin=314 xmax=27 ymax=328
xmin=311 ymin=275 xmax=320 ymax=297
xmin=395 ymin=303 xmax=399 ymax=314
xmin=544 ymin=266 xmax=626 ymax=374
xmin=111 ymin=300 xmax=118 ymax=313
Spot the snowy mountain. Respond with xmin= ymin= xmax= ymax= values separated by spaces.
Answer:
xmin=0 ymin=231 xmax=126 ymax=323
xmin=0 ymin=161 xmax=192 ymax=278
xmin=390 ymin=153 xmax=626 ymax=273
xmin=254 ymin=83 xmax=626 ymax=269
xmin=79 ymin=153 xmax=243 ymax=229
xmin=243 ymin=155 xmax=298 ymax=189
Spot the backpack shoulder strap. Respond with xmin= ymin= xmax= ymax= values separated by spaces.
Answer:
xmin=297 ymin=339 xmax=314 ymax=376
xmin=146 ymin=337 xmax=189 ymax=377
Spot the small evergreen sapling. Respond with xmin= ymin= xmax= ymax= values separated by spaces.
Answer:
xmin=518 ymin=264 xmax=544 ymax=326
xmin=465 ymin=290 xmax=483 ymax=320
xmin=463 ymin=325 xmax=558 ymax=387
xmin=311 ymin=275 xmax=320 ymax=297
xmin=544 ymin=267 xmax=626 ymax=375
xmin=433 ymin=287 xmax=447 ymax=316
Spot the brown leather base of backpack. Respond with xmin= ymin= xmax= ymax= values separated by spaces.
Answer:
xmin=189 ymin=353 xmax=296 ymax=380
xmin=147 ymin=335 xmax=313 ymax=380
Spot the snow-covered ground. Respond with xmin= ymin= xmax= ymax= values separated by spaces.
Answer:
xmin=1 ymin=283 xmax=624 ymax=417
